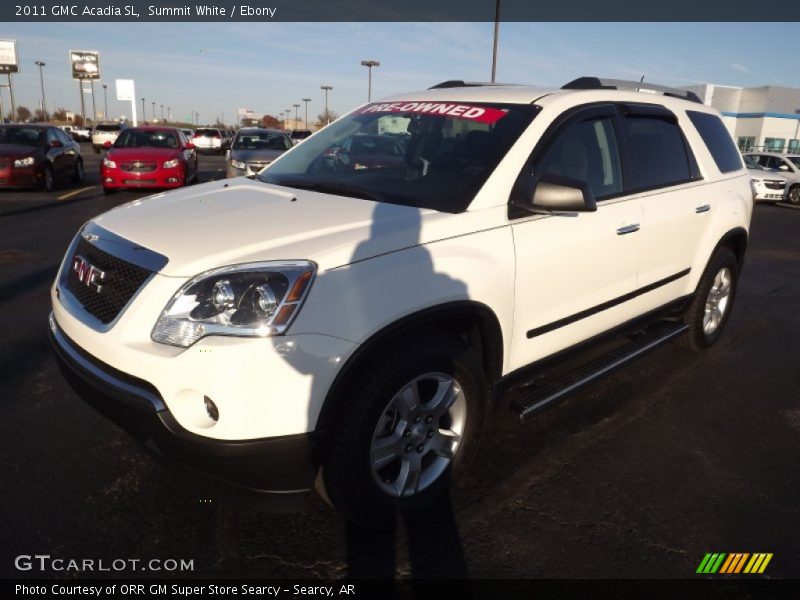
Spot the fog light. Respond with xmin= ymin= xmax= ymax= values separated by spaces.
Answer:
xmin=104 ymin=177 xmax=113 ymax=183
xmin=204 ymin=396 xmax=219 ymax=422
xmin=167 ymin=177 xmax=178 ymax=183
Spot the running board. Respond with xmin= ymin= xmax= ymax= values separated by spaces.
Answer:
xmin=514 ymin=322 xmax=689 ymax=423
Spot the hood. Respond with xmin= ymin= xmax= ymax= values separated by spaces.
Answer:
xmin=91 ymin=178 xmax=470 ymax=277
xmin=107 ymin=147 xmax=181 ymax=161
xmin=229 ymin=148 xmax=285 ymax=162
xmin=748 ymin=168 xmax=786 ymax=181
xmin=0 ymin=144 xmax=41 ymax=158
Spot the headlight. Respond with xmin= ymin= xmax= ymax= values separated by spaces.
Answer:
xmin=102 ymin=157 xmax=117 ymax=168
xmin=163 ymin=158 xmax=180 ymax=169
xmin=230 ymin=159 xmax=246 ymax=170
xmin=13 ymin=156 xmax=35 ymax=168
xmin=151 ymin=261 xmax=316 ymax=347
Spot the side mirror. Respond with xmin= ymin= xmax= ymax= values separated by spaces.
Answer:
xmin=103 ymin=140 xmax=112 ymax=149
xmin=521 ymin=173 xmax=597 ymax=215
xmin=185 ymin=142 xmax=195 ymax=150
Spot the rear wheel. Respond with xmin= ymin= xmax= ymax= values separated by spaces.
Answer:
xmin=323 ymin=332 xmax=486 ymax=529
xmin=677 ymin=247 xmax=739 ymax=351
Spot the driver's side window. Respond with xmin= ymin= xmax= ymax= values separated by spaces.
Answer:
xmin=538 ymin=116 xmax=623 ymax=201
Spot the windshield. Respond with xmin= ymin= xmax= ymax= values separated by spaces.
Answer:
xmin=787 ymin=156 xmax=800 ymax=169
xmin=743 ymin=155 xmax=763 ymax=170
xmin=0 ymin=126 xmax=45 ymax=146
xmin=259 ymin=101 xmax=539 ymax=212
xmin=114 ymin=129 xmax=179 ymax=149
xmin=233 ymin=131 xmax=291 ymax=151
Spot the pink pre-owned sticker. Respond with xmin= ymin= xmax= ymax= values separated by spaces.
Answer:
xmin=356 ymin=101 xmax=508 ymax=124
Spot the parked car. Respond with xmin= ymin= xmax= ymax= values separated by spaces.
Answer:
xmin=60 ymin=125 xmax=91 ymax=142
xmin=50 ymin=77 xmax=752 ymax=528
xmin=191 ymin=127 xmax=227 ymax=154
xmin=226 ymin=128 xmax=292 ymax=178
xmin=743 ymin=155 xmax=787 ymax=202
xmin=92 ymin=122 xmax=124 ymax=153
xmin=317 ymin=133 xmax=407 ymax=173
xmin=290 ymin=129 xmax=313 ymax=145
xmin=100 ymin=126 xmax=198 ymax=193
xmin=0 ymin=124 xmax=84 ymax=192
xmin=180 ymin=128 xmax=194 ymax=139
xmin=744 ymin=151 xmax=800 ymax=204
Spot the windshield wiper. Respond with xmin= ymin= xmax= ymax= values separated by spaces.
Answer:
xmin=258 ymin=178 xmax=388 ymax=202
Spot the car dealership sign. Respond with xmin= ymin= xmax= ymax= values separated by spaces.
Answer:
xmin=70 ymin=50 xmax=100 ymax=79
xmin=0 ymin=40 xmax=18 ymax=73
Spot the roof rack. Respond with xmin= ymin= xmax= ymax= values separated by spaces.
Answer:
xmin=561 ymin=77 xmax=702 ymax=104
xmin=428 ymin=80 xmax=517 ymax=89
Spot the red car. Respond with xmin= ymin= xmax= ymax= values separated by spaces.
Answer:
xmin=101 ymin=126 xmax=198 ymax=194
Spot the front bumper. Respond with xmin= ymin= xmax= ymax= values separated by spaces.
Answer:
xmin=102 ymin=167 xmax=185 ymax=189
xmin=0 ymin=165 xmax=41 ymax=188
xmin=49 ymin=313 xmax=322 ymax=507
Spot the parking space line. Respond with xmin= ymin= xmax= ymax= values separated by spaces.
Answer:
xmin=57 ymin=186 xmax=97 ymax=201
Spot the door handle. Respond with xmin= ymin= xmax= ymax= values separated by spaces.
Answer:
xmin=616 ymin=223 xmax=640 ymax=235
xmin=695 ymin=204 xmax=711 ymax=213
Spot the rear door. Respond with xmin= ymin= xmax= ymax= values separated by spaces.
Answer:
xmin=620 ymin=105 xmax=710 ymax=313
xmin=510 ymin=104 xmax=643 ymax=369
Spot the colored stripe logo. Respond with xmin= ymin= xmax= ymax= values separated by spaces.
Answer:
xmin=697 ymin=553 xmax=772 ymax=574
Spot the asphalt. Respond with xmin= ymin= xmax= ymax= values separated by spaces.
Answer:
xmin=1 ymin=152 xmax=798 ymax=580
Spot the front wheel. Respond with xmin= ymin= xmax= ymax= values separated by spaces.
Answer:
xmin=42 ymin=165 xmax=54 ymax=193
xmin=323 ymin=333 xmax=486 ymax=529
xmin=677 ymin=247 xmax=739 ymax=351
xmin=71 ymin=159 xmax=84 ymax=184
xmin=788 ymin=185 xmax=800 ymax=205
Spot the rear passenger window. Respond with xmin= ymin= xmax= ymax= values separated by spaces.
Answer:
xmin=624 ymin=116 xmax=695 ymax=190
xmin=538 ymin=117 xmax=623 ymax=200
xmin=687 ymin=111 xmax=743 ymax=173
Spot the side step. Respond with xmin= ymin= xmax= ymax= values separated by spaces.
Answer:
xmin=513 ymin=322 xmax=689 ymax=423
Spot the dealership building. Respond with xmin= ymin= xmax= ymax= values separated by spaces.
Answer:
xmin=684 ymin=84 xmax=800 ymax=154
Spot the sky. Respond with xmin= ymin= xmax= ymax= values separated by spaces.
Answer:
xmin=0 ymin=22 xmax=798 ymax=125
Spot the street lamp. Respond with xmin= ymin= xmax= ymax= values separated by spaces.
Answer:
xmin=167 ymin=106 xmax=170 ymax=122
xmin=321 ymin=85 xmax=333 ymax=125
xmin=360 ymin=60 xmax=380 ymax=102
xmin=302 ymin=98 xmax=311 ymax=130
xmin=491 ymin=0 xmax=500 ymax=82
xmin=293 ymin=103 xmax=300 ymax=128
xmin=160 ymin=104 xmax=164 ymax=121
xmin=151 ymin=101 xmax=155 ymax=122
xmin=34 ymin=61 xmax=47 ymax=121
xmin=102 ymin=84 xmax=108 ymax=119
xmin=141 ymin=98 xmax=146 ymax=123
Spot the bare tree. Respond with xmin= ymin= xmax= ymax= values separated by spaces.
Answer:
xmin=260 ymin=114 xmax=281 ymax=128
xmin=314 ymin=110 xmax=339 ymax=129
xmin=52 ymin=108 xmax=68 ymax=121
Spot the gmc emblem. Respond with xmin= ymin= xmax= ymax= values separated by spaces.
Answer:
xmin=72 ymin=255 xmax=106 ymax=292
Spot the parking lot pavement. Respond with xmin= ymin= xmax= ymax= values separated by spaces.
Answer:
xmin=0 ymin=143 xmax=228 ymax=217
xmin=0 ymin=199 xmax=798 ymax=579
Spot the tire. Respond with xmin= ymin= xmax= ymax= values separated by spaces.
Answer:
xmin=71 ymin=159 xmax=84 ymax=184
xmin=42 ymin=165 xmax=54 ymax=193
xmin=788 ymin=185 xmax=800 ymax=205
xmin=676 ymin=247 xmax=739 ymax=351
xmin=323 ymin=332 xmax=486 ymax=529
xmin=103 ymin=186 xmax=117 ymax=195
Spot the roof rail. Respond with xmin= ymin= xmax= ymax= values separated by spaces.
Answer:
xmin=428 ymin=80 xmax=517 ymax=89
xmin=561 ymin=77 xmax=702 ymax=104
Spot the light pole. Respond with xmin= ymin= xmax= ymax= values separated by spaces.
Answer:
xmin=141 ymin=98 xmax=145 ymax=123
xmin=321 ymin=85 xmax=332 ymax=125
xmin=360 ymin=60 xmax=380 ymax=102
xmin=167 ymin=106 xmax=170 ymax=122
xmin=34 ymin=61 xmax=47 ymax=121
xmin=102 ymin=84 xmax=108 ymax=119
xmin=491 ymin=0 xmax=500 ymax=82
xmin=293 ymin=103 xmax=300 ymax=128
xmin=793 ymin=109 xmax=800 ymax=153
xmin=160 ymin=104 xmax=164 ymax=121
xmin=151 ymin=101 xmax=155 ymax=122
xmin=302 ymin=98 xmax=311 ymax=130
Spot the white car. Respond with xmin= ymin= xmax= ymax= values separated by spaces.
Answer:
xmin=50 ymin=77 xmax=752 ymax=527
xmin=743 ymin=155 xmax=787 ymax=202
xmin=91 ymin=122 xmax=123 ymax=153
xmin=190 ymin=128 xmax=227 ymax=154
xmin=744 ymin=151 xmax=800 ymax=204
xmin=60 ymin=125 xmax=91 ymax=142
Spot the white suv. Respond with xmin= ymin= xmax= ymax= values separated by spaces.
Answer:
xmin=50 ymin=78 xmax=752 ymax=527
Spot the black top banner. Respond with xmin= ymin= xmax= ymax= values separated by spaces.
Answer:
xmin=4 ymin=0 xmax=800 ymax=22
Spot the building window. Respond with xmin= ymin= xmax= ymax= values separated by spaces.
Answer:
xmin=789 ymin=139 xmax=800 ymax=153
xmin=737 ymin=136 xmax=755 ymax=152
xmin=764 ymin=138 xmax=786 ymax=152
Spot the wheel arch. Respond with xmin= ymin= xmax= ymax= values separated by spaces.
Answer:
xmin=715 ymin=226 xmax=749 ymax=268
xmin=314 ymin=300 xmax=504 ymax=435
